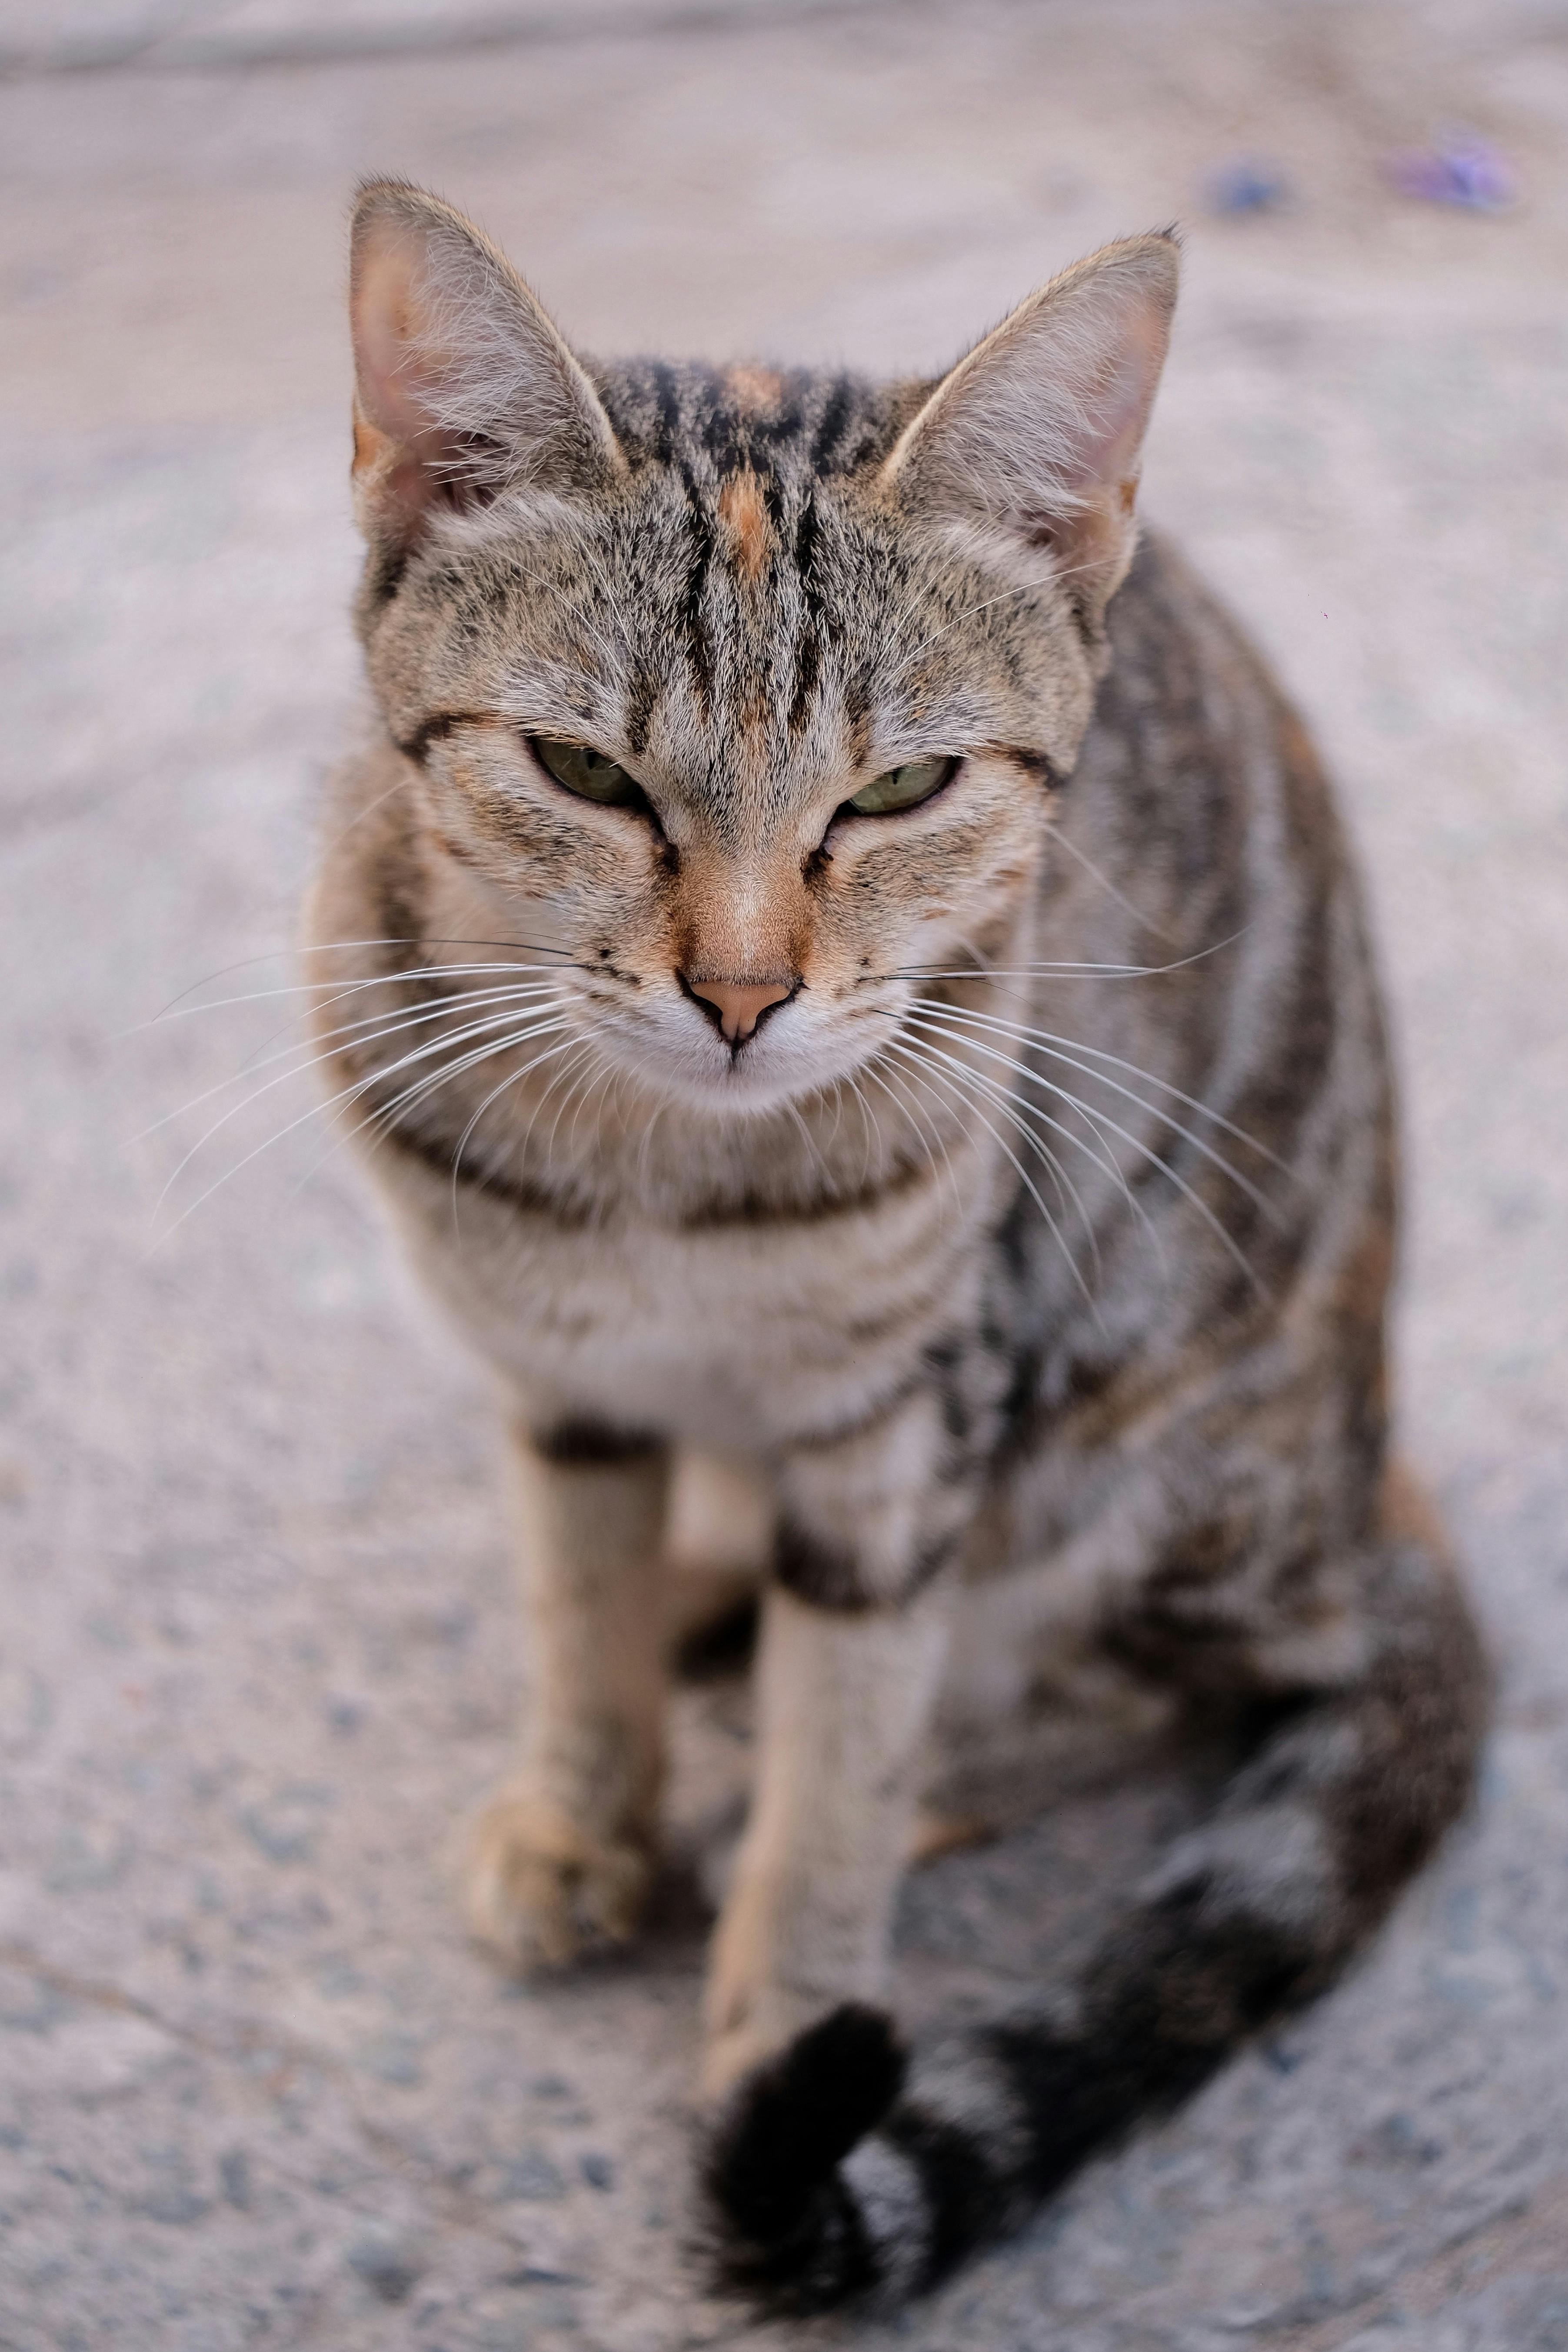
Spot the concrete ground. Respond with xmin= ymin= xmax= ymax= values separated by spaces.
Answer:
xmin=3 ymin=1 xmax=1567 ymax=2345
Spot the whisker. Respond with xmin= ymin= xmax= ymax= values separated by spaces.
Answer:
xmin=817 ymin=1068 xmax=851 ymax=1159
xmin=150 ymin=987 xmax=573 ymax=1216
xmin=300 ymin=1016 xmax=578 ymax=1209
xmin=544 ymin=1039 xmax=611 ymax=1162
xmin=860 ymin=1050 xmax=974 ymax=1230
xmin=880 ymin=554 xmax=1109 ymax=687
xmin=895 ymin=1014 xmax=1169 ymax=1280
xmin=155 ymin=998 xmax=566 ymax=1229
xmin=781 ymin=1093 xmax=834 ymax=1194
xmin=309 ymin=776 xmax=411 ymax=866
xmin=262 ymin=978 xmax=561 ymax=1072
xmin=282 ymin=1015 xmax=577 ymax=1216
xmin=884 ymin=1025 xmax=1105 ymax=1288
xmin=134 ymin=983 xmax=564 ymax=1143
xmin=357 ymin=1012 xmax=573 ymax=1142
xmin=634 ymin=1093 xmax=669 ymax=1192
xmin=145 ymin=1007 xmax=571 ymax=1250
xmin=1048 ymin=828 xmax=1180 ymax=945
xmin=907 ymin=996 xmax=1290 ymax=1183
xmin=134 ymin=957 xmax=575 ymax=1033
xmin=843 ymin=1068 xmax=889 ymax=1199
xmin=513 ymin=1034 xmax=601 ymax=1165
xmin=878 ymin=1034 xmax=1102 ymax=1324
xmin=888 ymin=933 xmax=1249 ymax=985
xmin=285 ymin=1004 xmax=569 ymax=1201
xmin=566 ymin=1046 xmax=621 ymax=1158
xmin=445 ymin=1032 xmax=596 ymax=1236
xmin=899 ymin=1007 xmax=1262 ymax=1286
xmin=140 ymin=936 xmax=579 ymax=1027
xmin=459 ymin=1033 xmax=603 ymax=1187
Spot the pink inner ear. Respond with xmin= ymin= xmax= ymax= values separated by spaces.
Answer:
xmin=353 ymin=241 xmax=440 ymax=452
xmin=1074 ymin=312 xmax=1168 ymax=493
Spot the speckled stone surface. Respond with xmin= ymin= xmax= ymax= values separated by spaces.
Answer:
xmin=2 ymin=3 xmax=1566 ymax=2345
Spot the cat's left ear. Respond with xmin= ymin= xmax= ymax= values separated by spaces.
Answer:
xmin=348 ymin=179 xmax=625 ymax=556
xmin=879 ymin=232 xmax=1178 ymax=620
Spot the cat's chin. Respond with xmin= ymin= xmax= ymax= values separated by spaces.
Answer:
xmin=603 ymin=1037 xmax=876 ymax=1124
xmin=641 ymin=1061 xmax=836 ymax=1122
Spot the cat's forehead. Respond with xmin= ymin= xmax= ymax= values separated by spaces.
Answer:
xmin=592 ymin=358 xmax=910 ymax=484
xmin=405 ymin=357 xmax=1052 ymax=816
xmin=498 ymin=365 xmax=962 ymax=811
xmin=591 ymin=358 xmax=923 ymax=729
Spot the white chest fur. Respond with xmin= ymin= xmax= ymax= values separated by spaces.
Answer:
xmin=376 ymin=1146 xmax=991 ymax=1453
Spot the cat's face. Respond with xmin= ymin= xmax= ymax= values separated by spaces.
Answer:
xmin=349 ymin=190 xmax=1176 ymax=1117
xmin=369 ymin=443 xmax=1089 ymax=1113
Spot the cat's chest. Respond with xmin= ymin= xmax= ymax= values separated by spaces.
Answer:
xmin=389 ymin=1162 xmax=985 ymax=1447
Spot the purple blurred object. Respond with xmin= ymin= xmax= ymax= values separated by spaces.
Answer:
xmin=1206 ymin=159 xmax=1291 ymax=216
xmin=1384 ymin=133 xmax=1517 ymax=211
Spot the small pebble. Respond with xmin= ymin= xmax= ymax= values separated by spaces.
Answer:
xmin=1206 ymin=158 xmax=1292 ymax=216
xmin=1384 ymin=133 xmax=1516 ymax=211
xmin=347 ymin=2228 xmax=425 ymax=2303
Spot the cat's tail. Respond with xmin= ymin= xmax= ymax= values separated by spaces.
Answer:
xmin=703 ymin=1495 xmax=1488 ymax=2315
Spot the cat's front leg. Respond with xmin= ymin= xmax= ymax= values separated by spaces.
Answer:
xmin=466 ymin=1415 xmax=672 ymax=1972
xmin=703 ymin=1397 xmax=963 ymax=2097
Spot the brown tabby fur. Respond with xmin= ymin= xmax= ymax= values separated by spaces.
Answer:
xmin=303 ymin=182 xmax=1488 ymax=2313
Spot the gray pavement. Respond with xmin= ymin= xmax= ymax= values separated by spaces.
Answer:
xmin=2 ymin=2 xmax=1567 ymax=2345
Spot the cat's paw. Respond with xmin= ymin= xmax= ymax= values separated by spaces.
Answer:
xmin=703 ymin=2002 xmax=822 ymax=2102
xmin=702 ymin=1880 xmax=832 ymax=2099
xmin=464 ymin=1787 xmax=654 ymax=1972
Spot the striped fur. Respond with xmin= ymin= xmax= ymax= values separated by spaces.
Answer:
xmin=308 ymin=184 xmax=1488 ymax=2314
xmin=708 ymin=1486 xmax=1485 ymax=2310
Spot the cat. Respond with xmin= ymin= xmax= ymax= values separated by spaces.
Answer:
xmin=305 ymin=179 xmax=1488 ymax=2314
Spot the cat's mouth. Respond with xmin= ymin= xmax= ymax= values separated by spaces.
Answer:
xmin=586 ymin=973 xmax=892 ymax=1117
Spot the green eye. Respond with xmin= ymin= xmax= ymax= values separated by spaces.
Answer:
xmin=531 ymin=736 xmax=644 ymax=807
xmin=845 ymin=756 xmax=955 ymax=816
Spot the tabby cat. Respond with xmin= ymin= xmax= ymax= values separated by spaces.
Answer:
xmin=306 ymin=180 xmax=1487 ymax=2313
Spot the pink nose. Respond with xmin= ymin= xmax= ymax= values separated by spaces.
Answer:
xmin=685 ymin=975 xmax=795 ymax=1044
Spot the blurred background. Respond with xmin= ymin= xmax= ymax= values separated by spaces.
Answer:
xmin=2 ymin=3 xmax=1566 ymax=2346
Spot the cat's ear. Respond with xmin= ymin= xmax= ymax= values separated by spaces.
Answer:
xmin=348 ymin=180 xmax=624 ymax=554
xmin=880 ymin=232 xmax=1178 ymax=618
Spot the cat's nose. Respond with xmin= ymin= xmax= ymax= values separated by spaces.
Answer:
xmin=683 ymin=974 xmax=796 ymax=1044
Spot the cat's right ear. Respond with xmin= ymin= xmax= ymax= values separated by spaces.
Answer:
xmin=348 ymin=180 xmax=624 ymax=557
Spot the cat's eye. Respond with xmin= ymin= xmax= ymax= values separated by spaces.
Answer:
xmin=844 ymin=756 xmax=955 ymax=816
xmin=531 ymin=735 xmax=645 ymax=808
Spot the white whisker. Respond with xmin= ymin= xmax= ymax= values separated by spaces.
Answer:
xmin=145 ymin=1009 xmax=567 ymax=1250
xmin=136 ymin=958 xmax=573 ymax=1034
xmin=889 ymin=932 xmax=1248 ymax=985
xmin=908 ymin=996 xmax=1289 ymax=1184
xmin=900 ymin=1006 xmax=1263 ymax=1286
xmin=880 ymin=554 xmax=1109 ymax=688
xmin=879 ymin=1033 xmax=1102 ymax=1324
xmin=444 ymin=1032 xmax=596 ymax=1236
xmin=861 ymin=1054 xmax=962 ymax=1226
xmin=1049 ymin=828 xmax=1179 ymax=945
xmin=287 ymin=1004 xmax=570 ymax=1201
xmin=894 ymin=1012 xmax=1168 ymax=1279
xmin=884 ymin=1024 xmax=1104 ymax=1286
xmin=150 ymin=988 xmax=572 ymax=1220
xmin=134 ymin=982 xmax=564 ymax=1143
xmin=140 ymin=935 xmax=577 ymax=1026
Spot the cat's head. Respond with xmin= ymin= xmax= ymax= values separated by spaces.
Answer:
xmin=347 ymin=182 xmax=1176 ymax=1116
